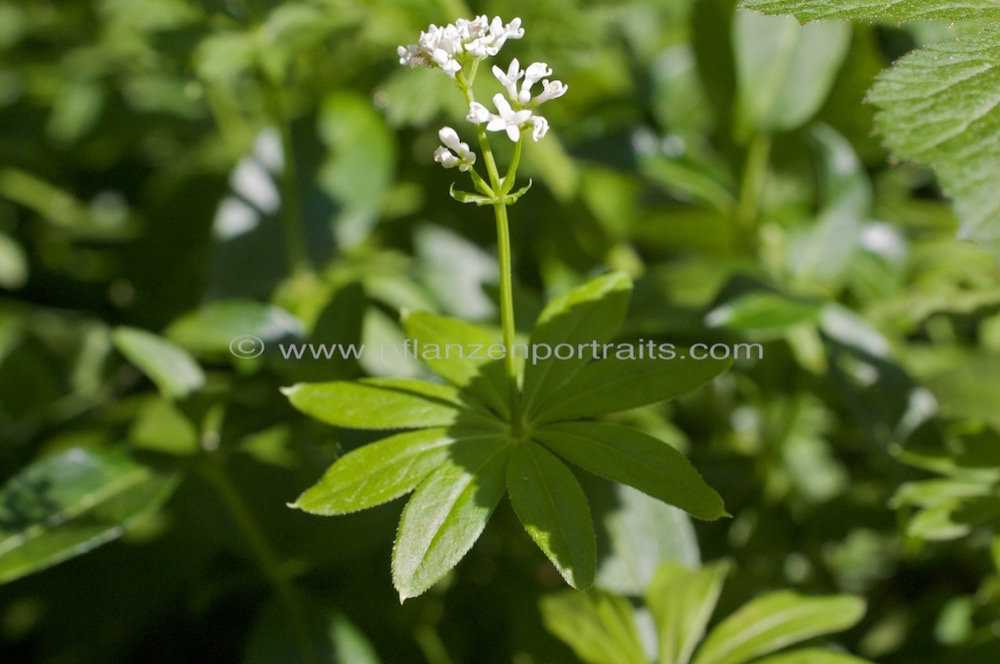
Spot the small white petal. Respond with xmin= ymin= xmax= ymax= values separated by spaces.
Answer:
xmin=434 ymin=146 xmax=459 ymax=168
xmin=530 ymin=115 xmax=549 ymax=141
xmin=485 ymin=117 xmax=507 ymax=133
xmin=438 ymin=126 xmax=462 ymax=151
xmin=467 ymin=102 xmax=493 ymax=124
xmin=505 ymin=124 xmax=521 ymax=142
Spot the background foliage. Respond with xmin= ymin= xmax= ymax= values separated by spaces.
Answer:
xmin=2 ymin=0 xmax=999 ymax=662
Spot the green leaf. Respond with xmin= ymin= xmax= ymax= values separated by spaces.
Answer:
xmin=742 ymin=0 xmax=1000 ymax=22
xmin=693 ymin=591 xmax=866 ymax=664
xmin=733 ymin=11 xmax=850 ymax=137
xmin=522 ymin=272 xmax=633 ymax=415
xmin=319 ymin=91 xmax=397 ymax=247
xmin=647 ymin=560 xmax=732 ymax=664
xmin=788 ymin=125 xmax=870 ymax=288
xmin=540 ymin=590 xmax=648 ymax=664
xmin=507 ymin=442 xmax=596 ymax=589
xmin=0 ymin=231 xmax=28 ymax=289
xmin=112 ymin=326 xmax=205 ymax=399
xmin=402 ymin=311 xmax=509 ymax=418
xmin=292 ymin=428 xmax=501 ymax=515
xmin=166 ymin=300 xmax=304 ymax=355
xmin=284 ymin=377 xmax=500 ymax=430
xmin=449 ymin=184 xmax=494 ymax=206
xmin=0 ymin=448 xmax=179 ymax=584
xmin=392 ymin=438 xmax=510 ymax=601
xmin=754 ymin=649 xmax=872 ymax=664
xmin=592 ymin=481 xmax=701 ymax=595
xmin=867 ymin=26 xmax=1000 ymax=257
xmin=537 ymin=422 xmax=726 ymax=520
xmin=706 ymin=292 xmax=823 ymax=339
xmin=531 ymin=353 xmax=732 ymax=424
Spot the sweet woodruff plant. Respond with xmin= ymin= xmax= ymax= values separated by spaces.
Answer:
xmin=285 ymin=16 xmax=731 ymax=602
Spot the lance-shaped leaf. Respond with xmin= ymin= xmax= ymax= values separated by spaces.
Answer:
xmin=530 ymin=353 xmax=731 ymax=424
xmin=537 ymin=422 xmax=726 ymax=520
xmin=754 ymin=650 xmax=873 ymax=664
xmin=539 ymin=590 xmax=648 ymax=664
xmin=742 ymin=0 xmax=1000 ymax=22
xmin=507 ymin=442 xmax=596 ymax=589
xmin=112 ymin=326 xmax=205 ymax=399
xmin=283 ymin=378 xmax=498 ymax=430
xmin=392 ymin=437 xmax=510 ymax=601
xmin=0 ymin=448 xmax=179 ymax=584
xmin=733 ymin=11 xmax=850 ymax=137
xmin=522 ymin=272 xmax=633 ymax=414
xmin=291 ymin=428 xmax=502 ymax=515
xmin=692 ymin=591 xmax=866 ymax=664
xmin=402 ymin=311 xmax=510 ymax=418
xmin=646 ymin=560 xmax=732 ymax=664
xmin=449 ymin=184 xmax=494 ymax=206
xmin=867 ymin=26 xmax=1000 ymax=258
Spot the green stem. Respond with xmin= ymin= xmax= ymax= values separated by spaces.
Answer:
xmin=735 ymin=133 xmax=772 ymax=252
xmin=200 ymin=458 xmax=314 ymax=661
xmin=455 ymin=71 xmax=522 ymax=429
xmin=492 ymin=200 xmax=520 ymax=429
xmin=264 ymin=81 xmax=311 ymax=275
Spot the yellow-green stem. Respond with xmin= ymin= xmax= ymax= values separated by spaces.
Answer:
xmin=735 ymin=133 xmax=772 ymax=252
xmin=264 ymin=80 xmax=311 ymax=274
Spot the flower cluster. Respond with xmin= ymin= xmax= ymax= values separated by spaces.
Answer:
xmin=398 ymin=16 xmax=568 ymax=184
xmin=467 ymin=58 xmax=567 ymax=143
xmin=434 ymin=127 xmax=476 ymax=171
xmin=397 ymin=16 xmax=524 ymax=78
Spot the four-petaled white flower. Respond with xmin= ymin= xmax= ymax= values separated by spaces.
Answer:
xmin=492 ymin=59 xmax=524 ymax=101
xmin=434 ymin=126 xmax=477 ymax=171
xmin=466 ymin=94 xmax=533 ymax=142
xmin=397 ymin=16 xmax=524 ymax=78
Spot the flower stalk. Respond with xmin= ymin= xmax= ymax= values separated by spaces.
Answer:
xmin=398 ymin=15 xmax=568 ymax=428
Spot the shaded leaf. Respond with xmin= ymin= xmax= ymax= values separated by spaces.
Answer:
xmin=507 ymin=442 xmax=596 ymax=589
xmin=402 ymin=311 xmax=509 ymax=418
xmin=531 ymin=353 xmax=731 ymax=424
xmin=0 ymin=448 xmax=179 ymax=584
xmin=755 ymin=650 xmax=872 ymax=664
xmin=113 ymin=327 xmax=205 ymax=399
xmin=591 ymin=481 xmax=701 ymax=596
xmin=537 ymin=422 xmax=726 ymax=520
xmin=166 ymin=300 xmax=304 ymax=355
xmin=522 ymin=272 xmax=633 ymax=414
xmin=733 ymin=11 xmax=850 ymax=137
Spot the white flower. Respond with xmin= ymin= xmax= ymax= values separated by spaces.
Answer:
xmin=467 ymin=101 xmax=494 ymax=124
xmin=518 ymin=62 xmax=552 ymax=103
xmin=485 ymin=94 xmax=532 ymax=142
xmin=492 ymin=59 xmax=524 ymax=101
xmin=397 ymin=16 xmax=524 ymax=77
xmin=434 ymin=126 xmax=477 ymax=171
xmin=533 ymin=79 xmax=568 ymax=104
xmin=529 ymin=115 xmax=549 ymax=141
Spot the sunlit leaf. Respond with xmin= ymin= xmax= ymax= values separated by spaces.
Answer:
xmin=392 ymin=438 xmax=510 ymax=601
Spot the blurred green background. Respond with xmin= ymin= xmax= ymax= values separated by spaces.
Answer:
xmin=2 ymin=0 xmax=1000 ymax=662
